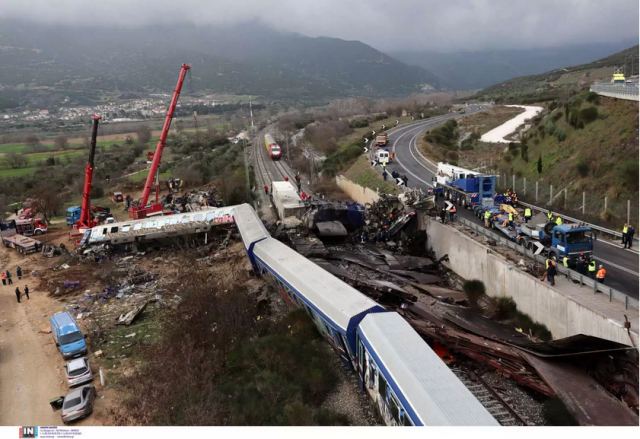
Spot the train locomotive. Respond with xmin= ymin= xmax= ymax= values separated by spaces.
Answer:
xmin=264 ymin=133 xmax=282 ymax=160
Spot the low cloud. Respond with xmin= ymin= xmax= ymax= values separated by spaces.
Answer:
xmin=1 ymin=0 xmax=637 ymax=52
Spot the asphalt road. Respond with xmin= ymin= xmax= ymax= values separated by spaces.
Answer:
xmin=383 ymin=112 xmax=639 ymax=299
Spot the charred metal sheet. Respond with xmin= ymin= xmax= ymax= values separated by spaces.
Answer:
xmin=404 ymin=303 xmax=555 ymax=396
xmin=316 ymin=221 xmax=348 ymax=237
xmin=523 ymin=353 xmax=639 ymax=426
xmin=414 ymin=284 xmax=467 ymax=303
xmin=386 ymin=270 xmax=441 ymax=284
xmin=445 ymin=309 xmax=637 ymax=358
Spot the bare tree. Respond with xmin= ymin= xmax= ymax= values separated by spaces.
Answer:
xmin=6 ymin=152 xmax=28 ymax=168
xmin=136 ymin=125 xmax=152 ymax=145
xmin=54 ymin=135 xmax=69 ymax=150
xmin=29 ymin=183 xmax=64 ymax=224
xmin=24 ymin=134 xmax=40 ymax=147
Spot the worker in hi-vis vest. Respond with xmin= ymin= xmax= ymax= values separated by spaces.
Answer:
xmin=484 ymin=210 xmax=492 ymax=228
xmin=524 ymin=207 xmax=532 ymax=223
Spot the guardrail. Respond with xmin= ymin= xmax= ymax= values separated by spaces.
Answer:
xmin=516 ymin=200 xmax=638 ymax=247
xmin=457 ymin=217 xmax=638 ymax=310
xmin=590 ymin=83 xmax=639 ymax=101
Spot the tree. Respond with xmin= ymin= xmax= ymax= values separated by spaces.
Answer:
xmin=6 ymin=152 xmax=28 ymax=168
xmin=54 ymin=135 xmax=69 ymax=150
xmin=520 ymin=143 xmax=529 ymax=162
xmin=24 ymin=134 xmax=39 ymax=147
xmin=29 ymin=183 xmax=64 ymax=224
xmin=537 ymin=155 xmax=543 ymax=175
xmin=0 ymin=193 xmax=7 ymax=217
xmin=136 ymin=125 xmax=152 ymax=145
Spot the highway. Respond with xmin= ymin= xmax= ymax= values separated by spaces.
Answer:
xmin=382 ymin=113 xmax=639 ymax=299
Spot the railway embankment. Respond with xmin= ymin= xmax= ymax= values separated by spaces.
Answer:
xmin=424 ymin=217 xmax=638 ymax=346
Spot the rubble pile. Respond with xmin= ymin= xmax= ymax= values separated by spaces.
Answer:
xmin=161 ymin=186 xmax=223 ymax=213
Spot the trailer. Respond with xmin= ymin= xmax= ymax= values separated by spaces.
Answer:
xmin=434 ymin=162 xmax=496 ymax=208
xmin=1 ymin=230 xmax=43 ymax=255
xmin=271 ymin=181 xmax=305 ymax=223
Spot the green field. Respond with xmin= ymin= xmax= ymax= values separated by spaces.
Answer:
xmin=0 ymin=136 xmax=159 ymax=178
xmin=0 ymin=166 xmax=39 ymax=177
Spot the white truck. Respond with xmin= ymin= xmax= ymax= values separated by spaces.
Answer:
xmin=271 ymin=181 xmax=305 ymax=224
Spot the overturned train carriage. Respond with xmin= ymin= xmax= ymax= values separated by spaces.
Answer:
xmin=80 ymin=207 xmax=236 ymax=248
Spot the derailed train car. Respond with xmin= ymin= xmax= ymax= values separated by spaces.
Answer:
xmin=79 ymin=207 xmax=236 ymax=249
xmin=235 ymin=205 xmax=497 ymax=426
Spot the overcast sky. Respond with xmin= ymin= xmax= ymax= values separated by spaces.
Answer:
xmin=1 ymin=0 xmax=638 ymax=52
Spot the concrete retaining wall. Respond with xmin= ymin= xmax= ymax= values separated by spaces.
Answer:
xmin=336 ymin=175 xmax=380 ymax=204
xmin=425 ymin=217 xmax=638 ymax=346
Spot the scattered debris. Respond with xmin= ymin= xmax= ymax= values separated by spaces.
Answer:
xmin=117 ymin=302 xmax=148 ymax=326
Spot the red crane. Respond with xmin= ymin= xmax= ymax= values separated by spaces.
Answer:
xmin=77 ymin=114 xmax=101 ymax=230
xmin=129 ymin=63 xmax=191 ymax=219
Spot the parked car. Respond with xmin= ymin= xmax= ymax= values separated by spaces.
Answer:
xmin=64 ymin=357 xmax=93 ymax=387
xmin=50 ymin=312 xmax=87 ymax=359
xmin=61 ymin=385 xmax=96 ymax=424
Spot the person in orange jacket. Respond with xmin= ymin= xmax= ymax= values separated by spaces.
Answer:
xmin=596 ymin=265 xmax=607 ymax=284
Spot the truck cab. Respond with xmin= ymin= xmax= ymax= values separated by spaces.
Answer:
xmin=375 ymin=133 xmax=388 ymax=146
xmin=549 ymin=225 xmax=593 ymax=259
xmin=15 ymin=218 xmax=48 ymax=236
xmin=66 ymin=206 xmax=81 ymax=226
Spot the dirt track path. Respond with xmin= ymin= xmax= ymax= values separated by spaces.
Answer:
xmin=0 ymin=247 xmax=67 ymax=425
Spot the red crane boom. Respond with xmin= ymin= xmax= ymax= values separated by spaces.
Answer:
xmin=78 ymin=114 xmax=101 ymax=229
xmin=130 ymin=63 xmax=191 ymax=219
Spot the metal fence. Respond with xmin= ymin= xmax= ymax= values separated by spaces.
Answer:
xmin=590 ymin=83 xmax=640 ymax=101
xmin=457 ymin=217 xmax=638 ymax=310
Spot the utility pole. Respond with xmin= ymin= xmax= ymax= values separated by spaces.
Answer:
xmin=249 ymin=100 xmax=255 ymax=130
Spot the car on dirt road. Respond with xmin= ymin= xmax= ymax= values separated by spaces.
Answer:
xmin=64 ymin=357 xmax=93 ymax=387
xmin=61 ymin=384 xmax=96 ymax=424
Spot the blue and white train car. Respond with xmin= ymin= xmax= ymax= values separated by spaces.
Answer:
xmin=232 ymin=203 xmax=270 ymax=268
xmin=356 ymin=312 xmax=499 ymax=426
xmin=251 ymin=237 xmax=385 ymax=364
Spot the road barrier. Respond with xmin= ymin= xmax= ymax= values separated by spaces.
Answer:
xmin=457 ymin=217 xmax=638 ymax=310
xmin=590 ymin=83 xmax=639 ymax=101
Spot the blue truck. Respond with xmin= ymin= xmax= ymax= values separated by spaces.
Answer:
xmin=478 ymin=207 xmax=594 ymax=262
xmin=434 ymin=162 xmax=497 ymax=208
xmin=66 ymin=205 xmax=112 ymax=226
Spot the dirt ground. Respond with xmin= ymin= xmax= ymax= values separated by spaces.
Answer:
xmin=0 ymin=231 xmax=111 ymax=426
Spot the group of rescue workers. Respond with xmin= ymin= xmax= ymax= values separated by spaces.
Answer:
xmin=481 ymin=204 xmax=611 ymax=285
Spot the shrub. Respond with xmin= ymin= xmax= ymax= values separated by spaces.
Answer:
xmin=620 ymin=160 xmax=639 ymax=190
xmin=575 ymin=160 xmax=590 ymax=177
xmin=321 ymin=143 xmax=362 ymax=177
xmin=585 ymin=91 xmax=600 ymax=104
xmin=349 ymin=118 xmax=369 ymax=128
xmin=579 ymin=106 xmax=598 ymax=124
xmin=554 ymin=128 xmax=566 ymax=142
xmin=520 ymin=143 xmax=529 ymax=162
xmin=463 ymin=280 xmax=485 ymax=308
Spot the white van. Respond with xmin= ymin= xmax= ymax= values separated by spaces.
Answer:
xmin=376 ymin=149 xmax=390 ymax=165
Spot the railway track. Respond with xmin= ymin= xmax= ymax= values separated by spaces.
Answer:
xmin=450 ymin=367 xmax=530 ymax=426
